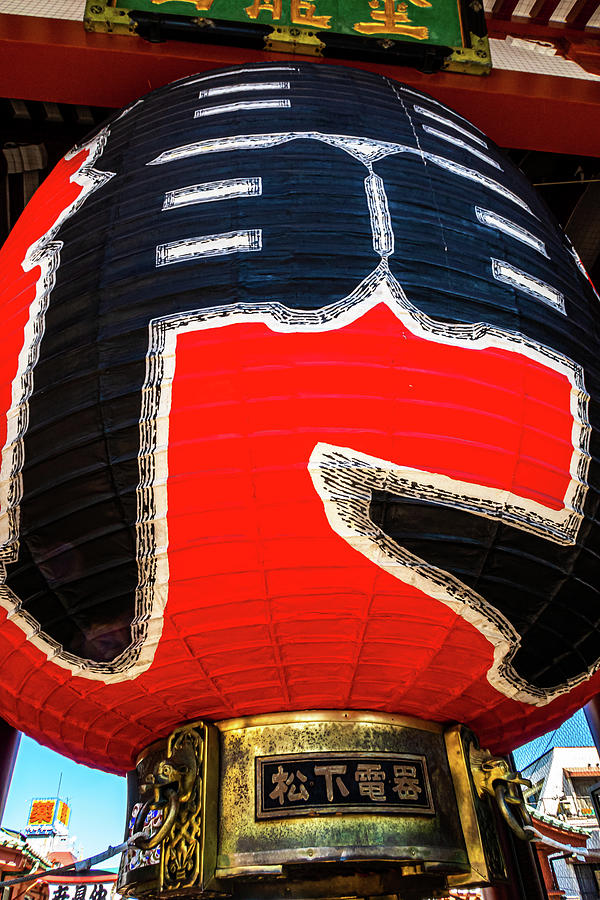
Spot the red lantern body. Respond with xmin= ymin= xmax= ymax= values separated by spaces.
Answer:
xmin=0 ymin=64 xmax=599 ymax=774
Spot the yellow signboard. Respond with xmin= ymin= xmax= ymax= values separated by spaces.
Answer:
xmin=25 ymin=798 xmax=71 ymax=835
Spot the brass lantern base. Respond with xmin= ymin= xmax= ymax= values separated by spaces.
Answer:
xmin=118 ymin=711 xmax=519 ymax=900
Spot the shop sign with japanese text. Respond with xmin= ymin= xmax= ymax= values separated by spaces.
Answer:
xmin=117 ymin=0 xmax=464 ymax=49
xmin=48 ymin=884 xmax=111 ymax=900
xmin=256 ymin=752 xmax=434 ymax=819
xmin=25 ymin=798 xmax=71 ymax=835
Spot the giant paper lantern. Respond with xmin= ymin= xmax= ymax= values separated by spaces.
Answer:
xmin=1 ymin=63 xmax=599 ymax=775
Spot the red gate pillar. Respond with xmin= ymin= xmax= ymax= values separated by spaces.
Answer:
xmin=0 ymin=718 xmax=21 ymax=825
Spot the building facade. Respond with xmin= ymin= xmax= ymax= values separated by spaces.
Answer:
xmin=0 ymin=827 xmax=49 ymax=900
xmin=523 ymin=747 xmax=600 ymax=899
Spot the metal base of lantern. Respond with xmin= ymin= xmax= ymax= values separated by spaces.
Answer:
xmin=118 ymin=711 xmax=529 ymax=900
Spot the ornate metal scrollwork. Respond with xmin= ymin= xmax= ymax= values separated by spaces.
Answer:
xmin=130 ymin=721 xmax=205 ymax=890
xmin=470 ymin=749 xmax=533 ymax=842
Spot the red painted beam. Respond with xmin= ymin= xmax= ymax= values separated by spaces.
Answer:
xmin=0 ymin=717 xmax=20 ymax=826
xmin=567 ymin=0 xmax=600 ymax=29
xmin=529 ymin=0 xmax=562 ymax=24
xmin=566 ymin=40 xmax=600 ymax=73
xmin=1 ymin=13 xmax=600 ymax=155
xmin=489 ymin=0 xmax=522 ymax=20
xmin=528 ymin=0 xmax=562 ymax=23
xmin=487 ymin=14 xmax=591 ymax=38
xmin=487 ymin=17 xmax=600 ymax=75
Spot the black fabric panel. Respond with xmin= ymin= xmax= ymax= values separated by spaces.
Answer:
xmin=369 ymin=493 xmax=600 ymax=689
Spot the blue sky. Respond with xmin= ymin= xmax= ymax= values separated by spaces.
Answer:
xmin=2 ymin=734 xmax=126 ymax=863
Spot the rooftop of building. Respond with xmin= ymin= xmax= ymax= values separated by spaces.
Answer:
xmin=564 ymin=767 xmax=600 ymax=778
xmin=529 ymin=807 xmax=591 ymax=836
xmin=0 ymin=827 xmax=51 ymax=869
